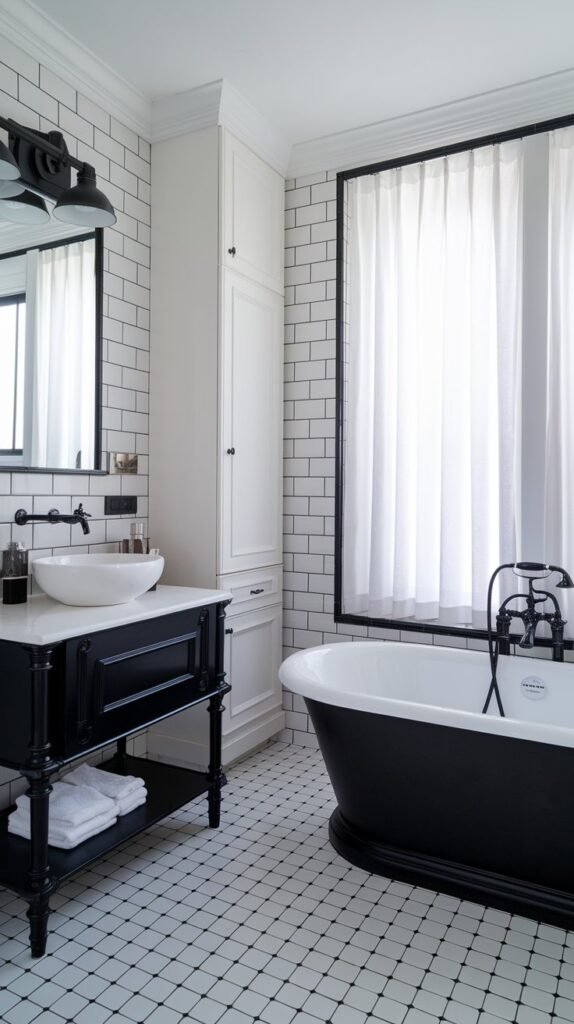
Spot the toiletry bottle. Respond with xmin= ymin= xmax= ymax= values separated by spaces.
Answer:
xmin=121 ymin=522 xmax=149 ymax=554
xmin=148 ymin=547 xmax=160 ymax=591
xmin=2 ymin=541 xmax=29 ymax=604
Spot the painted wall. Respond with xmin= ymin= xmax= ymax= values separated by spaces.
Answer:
xmin=0 ymin=37 xmax=151 ymax=805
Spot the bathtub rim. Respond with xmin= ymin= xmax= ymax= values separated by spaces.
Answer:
xmin=279 ymin=641 xmax=574 ymax=750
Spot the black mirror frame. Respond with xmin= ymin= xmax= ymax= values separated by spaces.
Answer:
xmin=0 ymin=226 xmax=105 ymax=476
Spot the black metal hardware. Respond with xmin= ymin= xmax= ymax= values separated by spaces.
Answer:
xmin=225 ymin=628 xmax=233 ymax=635
xmin=482 ymin=562 xmax=574 ymax=718
xmin=226 ymin=448 xmax=236 ymax=455
xmin=250 ymin=588 xmax=264 ymax=595
xmin=14 ymin=504 xmax=92 ymax=535
xmin=227 ymin=246 xmax=236 ymax=256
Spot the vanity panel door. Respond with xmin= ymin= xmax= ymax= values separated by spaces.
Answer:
xmin=221 ymin=130 xmax=284 ymax=294
xmin=219 ymin=270 xmax=283 ymax=574
xmin=58 ymin=608 xmax=214 ymax=757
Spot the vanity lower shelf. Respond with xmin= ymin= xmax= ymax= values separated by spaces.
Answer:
xmin=0 ymin=754 xmax=215 ymax=895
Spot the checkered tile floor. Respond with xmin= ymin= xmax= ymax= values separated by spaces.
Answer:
xmin=0 ymin=742 xmax=572 ymax=1024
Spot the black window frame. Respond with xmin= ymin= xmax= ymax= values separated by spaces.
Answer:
xmin=0 ymin=290 xmax=26 ymax=457
xmin=334 ymin=111 xmax=574 ymax=646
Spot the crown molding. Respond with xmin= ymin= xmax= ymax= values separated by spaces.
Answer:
xmin=0 ymin=0 xmax=151 ymax=140
xmin=151 ymin=78 xmax=291 ymax=175
xmin=288 ymin=67 xmax=574 ymax=178
xmin=151 ymin=81 xmax=222 ymax=144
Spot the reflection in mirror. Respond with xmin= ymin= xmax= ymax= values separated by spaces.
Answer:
xmin=0 ymin=204 xmax=100 ymax=472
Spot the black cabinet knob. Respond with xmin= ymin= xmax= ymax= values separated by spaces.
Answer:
xmin=228 ymin=246 xmax=236 ymax=256
xmin=225 ymin=627 xmax=234 ymax=635
xmin=226 ymin=447 xmax=236 ymax=455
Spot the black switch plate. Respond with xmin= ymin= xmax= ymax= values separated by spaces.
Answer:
xmin=104 ymin=496 xmax=138 ymax=516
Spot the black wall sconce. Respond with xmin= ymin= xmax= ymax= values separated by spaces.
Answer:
xmin=0 ymin=117 xmax=116 ymax=228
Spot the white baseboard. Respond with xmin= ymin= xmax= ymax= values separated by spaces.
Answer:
xmin=146 ymin=707 xmax=285 ymax=771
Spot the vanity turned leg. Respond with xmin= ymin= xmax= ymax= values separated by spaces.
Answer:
xmin=24 ymin=646 xmax=55 ymax=958
xmin=207 ymin=692 xmax=226 ymax=828
xmin=28 ymin=892 xmax=50 ymax=959
xmin=115 ymin=736 xmax=128 ymax=772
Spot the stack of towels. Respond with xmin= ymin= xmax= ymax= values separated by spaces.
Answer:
xmin=66 ymin=764 xmax=147 ymax=817
xmin=8 ymin=765 xmax=147 ymax=850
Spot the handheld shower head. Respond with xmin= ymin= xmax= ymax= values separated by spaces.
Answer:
xmin=513 ymin=562 xmax=574 ymax=588
xmin=550 ymin=567 xmax=574 ymax=589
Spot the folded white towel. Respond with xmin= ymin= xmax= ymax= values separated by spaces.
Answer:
xmin=15 ymin=781 xmax=115 ymax=828
xmin=8 ymin=808 xmax=117 ymax=849
xmin=65 ymin=764 xmax=145 ymax=802
xmin=116 ymin=787 xmax=147 ymax=817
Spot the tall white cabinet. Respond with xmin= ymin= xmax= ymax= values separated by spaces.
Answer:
xmin=149 ymin=127 xmax=284 ymax=768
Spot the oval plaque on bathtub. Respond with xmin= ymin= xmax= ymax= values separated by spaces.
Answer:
xmin=521 ymin=676 xmax=547 ymax=700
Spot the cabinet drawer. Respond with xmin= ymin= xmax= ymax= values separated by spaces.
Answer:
xmin=217 ymin=567 xmax=282 ymax=615
xmin=55 ymin=608 xmax=215 ymax=757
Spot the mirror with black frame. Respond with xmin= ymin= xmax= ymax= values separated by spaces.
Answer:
xmin=0 ymin=213 xmax=102 ymax=473
xmin=0 ymin=117 xmax=115 ymax=474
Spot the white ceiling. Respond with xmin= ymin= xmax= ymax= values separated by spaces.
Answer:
xmin=29 ymin=0 xmax=574 ymax=145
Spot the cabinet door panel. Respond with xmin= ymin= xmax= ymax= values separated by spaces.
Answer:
xmin=220 ymin=271 xmax=282 ymax=574
xmin=222 ymin=131 xmax=284 ymax=294
xmin=223 ymin=604 xmax=282 ymax=737
xmin=60 ymin=608 xmax=214 ymax=756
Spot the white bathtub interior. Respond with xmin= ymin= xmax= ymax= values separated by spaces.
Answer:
xmin=279 ymin=641 xmax=574 ymax=748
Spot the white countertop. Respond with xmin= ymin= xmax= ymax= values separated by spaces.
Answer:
xmin=0 ymin=585 xmax=232 ymax=646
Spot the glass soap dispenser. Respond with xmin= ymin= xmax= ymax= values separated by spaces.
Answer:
xmin=2 ymin=541 xmax=29 ymax=604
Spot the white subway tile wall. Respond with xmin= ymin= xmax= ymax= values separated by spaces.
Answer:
xmin=0 ymin=39 xmax=151 ymax=806
xmin=280 ymin=171 xmax=563 ymax=747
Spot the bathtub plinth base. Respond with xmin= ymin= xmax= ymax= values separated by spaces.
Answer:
xmin=330 ymin=809 xmax=574 ymax=929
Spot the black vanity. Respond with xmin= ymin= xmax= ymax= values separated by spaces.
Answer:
xmin=0 ymin=585 xmax=231 ymax=957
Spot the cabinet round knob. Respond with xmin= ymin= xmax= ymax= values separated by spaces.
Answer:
xmin=225 ymin=628 xmax=234 ymax=635
xmin=228 ymin=246 xmax=236 ymax=256
xmin=226 ymin=447 xmax=236 ymax=455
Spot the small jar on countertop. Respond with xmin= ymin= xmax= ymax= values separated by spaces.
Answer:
xmin=2 ymin=542 xmax=29 ymax=604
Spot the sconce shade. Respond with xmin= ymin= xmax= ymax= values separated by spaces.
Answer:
xmin=0 ymin=189 xmax=50 ymax=225
xmin=0 ymin=138 xmax=20 ymax=181
xmin=0 ymin=179 xmax=25 ymax=199
xmin=54 ymin=163 xmax=116 ymax=228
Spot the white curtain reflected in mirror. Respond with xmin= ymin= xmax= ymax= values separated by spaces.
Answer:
xmin=0 ymin=216 xmax=99 ymax=472
xmin=28 ymin=238 xmax=96 ymax=469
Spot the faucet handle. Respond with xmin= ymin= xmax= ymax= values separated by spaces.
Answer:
xmin=73 ymin=504 xmax=91 ymax=519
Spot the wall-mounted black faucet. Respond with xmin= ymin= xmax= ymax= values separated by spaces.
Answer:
xmin=14 ymin=504 xmax=92 ymax=536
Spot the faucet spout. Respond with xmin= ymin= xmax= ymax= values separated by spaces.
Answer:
xmin=519 ymin=621 xmax=537 ymax=648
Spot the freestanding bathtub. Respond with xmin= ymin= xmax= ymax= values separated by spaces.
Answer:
xmin=279 ymin=641 xmax=574 ymax=927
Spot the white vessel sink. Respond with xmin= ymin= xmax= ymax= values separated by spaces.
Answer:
xmin=32 ymin=553 xmax=165 ymax=606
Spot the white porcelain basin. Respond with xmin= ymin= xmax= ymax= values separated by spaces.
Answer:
xmin=32 ymin=554 xmax=165 ymax=606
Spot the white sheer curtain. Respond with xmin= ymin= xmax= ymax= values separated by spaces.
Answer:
xmin=27 ymin=237 xmax=96 ymax=469
xmin=343 ymin=142 xmax=524 ymax=623
xmin=545 ymin=127 xmax=574 ymax=577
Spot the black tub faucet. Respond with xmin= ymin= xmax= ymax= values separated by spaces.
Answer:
xmin=493 ymin=561 xmax=574 ymax=662
xmin=14 ymin=504 xmax=92 ymax=536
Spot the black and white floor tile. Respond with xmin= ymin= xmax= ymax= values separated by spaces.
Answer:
xmin=0 ymin=742 xmax=572 ymax=1024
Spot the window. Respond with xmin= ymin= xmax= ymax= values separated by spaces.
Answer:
xmin=336 ymin=118 xmax=574 ymax=634
xmin=0 ymin=294 xmax=26 ymax=457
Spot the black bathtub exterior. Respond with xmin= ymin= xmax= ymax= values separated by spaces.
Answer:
xmin=306 ymin=697 xmax=574 ymax=927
